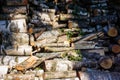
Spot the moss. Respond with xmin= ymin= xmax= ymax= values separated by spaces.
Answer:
xmin=66 ymin=31 xmax=74 ymax=40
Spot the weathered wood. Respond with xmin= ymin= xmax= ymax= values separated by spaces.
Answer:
xmin=6 ymin=0 xmax=28 ymax=5
xmin=34 ymin=36 xmax=57 ymax=47
xmin=0 ymin=14 xmax=27 ymax=20
xmin=4 ymin=74 xmax=35 ymax=80
xmin=5 ymin=45 xmax=32 ymax=56
xmin=52 ymin=21 xmax=67 ymax=29
xmin=44 ymin=71 xmax=77 ymax=79
xmin=72 ymin=41 xmax=96 ymax=49
xmin=2 ymin=6 xmax=27 ymax=14
xmin=43 ymin=43 xmax=70 ymax=47
xmin=48 ymin=77 xmax=79 ymax=80
xmin=79 ymin=70 xmax=120 ymax=80
xmin=0 ymin=66 xmax=9 ymax=75
xmin=15 ymin=53 xmax=60 ymax=71
xmin=44 ymin=47 xmax=74 ymax=52
xmin=37 ymin=30 xmax=60 ymax=41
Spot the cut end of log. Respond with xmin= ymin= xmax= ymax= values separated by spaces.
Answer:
xmin=111 ymin=45 xmax=120 ymax=54
xmin=99 ymin=57 xmax=113 ymax=69
xmin=108 ymin=27 xmax=118 ymax=37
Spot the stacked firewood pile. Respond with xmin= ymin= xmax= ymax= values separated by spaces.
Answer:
xmin=0 ymin=0 xmax=120 ymax=80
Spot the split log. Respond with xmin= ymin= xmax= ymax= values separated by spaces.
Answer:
xmin=59 ymin=14 xmax=69 ymax=21
xmin=4 ymin=74 xmax=35 ymax=80
xmin=36 ymin=30 xmax=60 ymax=41
xmin=44 ymin=47 xmax=74 ymax=52
xmin=6 ymin=0 xmax=28 ymax=6
xmin=109 ymin=44 xmax=120 ymax=54
xmin=72 ymin=41 xmax=96 ymax=49
xmin=79 ymin=70 xmax=120 ymax=80
xmin=68 ymin=20 xmax=79 ymax=29
xmin=0 ymin=56 xmax=29 ymax=67
xmin=57 ymin=35 xmax=68 ymax=43
xmin=5 ymin=45 xmax=32 ymax=56
xmin=52 ymin=21 xmax=67 ymax=29
xmin=34 ymin=36 xmax=57 ymax=47
xmin=0 ymin=14 xmax=27 ymax=20
xmin=15 ymin=53 xmax=60 ymax=71
xmin=2 ymin=6 xmax=27 ymax=14
xmin=44 ymin=71 xmax=77 ymax=79
xmin=7 ymin=18 xmax=27 ymax=33
xmin=43 ymin=43 xmax=70 ymax=47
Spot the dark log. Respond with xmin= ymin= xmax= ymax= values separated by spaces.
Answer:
xmin=109 ymin=44 xmax=120 ymax=54
xmin=115 ymin=36 xmax=120 ymax=45
xmin=82 ymin=52 xmax=113 ymax=69
xmin=2 ymin=6 xmax=27 ymax=14
xmin=6 ymin=0 xmax=28 ymax=6
xmin=79 ymin=70 xmax=120 ymax=80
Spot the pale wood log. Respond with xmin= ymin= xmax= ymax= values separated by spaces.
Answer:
xmin=57 ymin=35 xmax=68 ymax=43
xmin=6 ymin=0 xmax=28 ymax=5
xmin=15 ymin=53 xmax=60 ymax=71
xmin=43 ymin=43 xmax=70 ymax=47
xmin=48 ymin=77 xmax=79 ymax=80
xmin=7 ymin=18 xmax=27 ymax=33
xmin=0 ymin=56 xmax=29 ymax=67
xmin=0 ymin=66 xmax=9 ymax=75
xmin=34 ymin=36 xmax=57 ymax=47
xmin=72 ymin=41 xmax=96 ymax=49
xmin=4 ymin=45 xmax=32 ymax=56
xmin=2 ymin=6 xmax=27 ymax=14
xmin=68 ymin=20 xmax=79 ymax=29
xmin=52 ymin=22 xmax=67 ymax=29
xmin=11 ymin=33 xmax=34 ymax=45
xmin=0 ymin=14 xmax=27 ymax=20
xmin=36 ymin=30 xmax=60 ymax=41
xmin=44 ymin=71 xmax=77 ymax=79
xmin=4 ymin=74 xmax=35 ymax=80
xmin=44 ymin=47 xmax=74 ymax=52
xmin=43 ymin=60 xmax=74 ymax=72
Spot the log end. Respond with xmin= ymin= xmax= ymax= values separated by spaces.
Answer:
xmin=108 ymin=27 xmax=118 ymax=37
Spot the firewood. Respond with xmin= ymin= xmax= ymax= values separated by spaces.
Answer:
xmin=0 ymin=14 xmax=27 ymax=20
xmin=4 ymin=74 xmax=35 ymax=80
xmin=6 ymin=0 xmax=28 ymax=6
xmin=7 ymin=18 xmax=27 ymax=33
xmin=2 ymin=6 xmax=27 ymax=14
xmin=68 ymin=20 xmax=79 ymax=29
xmin=43 ymin=60 xmax=74 ymax=72
xmin=0 ymin=56 xmax=29 ymax=67
xmin=44 ymin=71 xmax=77 ymax=79
xmin=115 ymin=36 xmax=120 ymax=45
xmin=108 ymin=27 xmax=118 ymax=37
xmin=72 ymin=41 xmax=96 ymax=49
xmin=110 ymin=44 xmax=120 ymax=54
xmin=4 ymin=45 xmax=32 ymax=56
xmin=79 ymin=70 xmax=120 ymax=80
xmin=36 ymin=30 xmax=60 ymax=41
xmin=15 ymin=53 xmax=60 ymax=71
xmin=43 ymin=43 xmax=70 ymax=47
xmin=44 ymin=47 xmax=74 ymax=52
xmin=99 ymin=57 xmax=113 ymax=69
